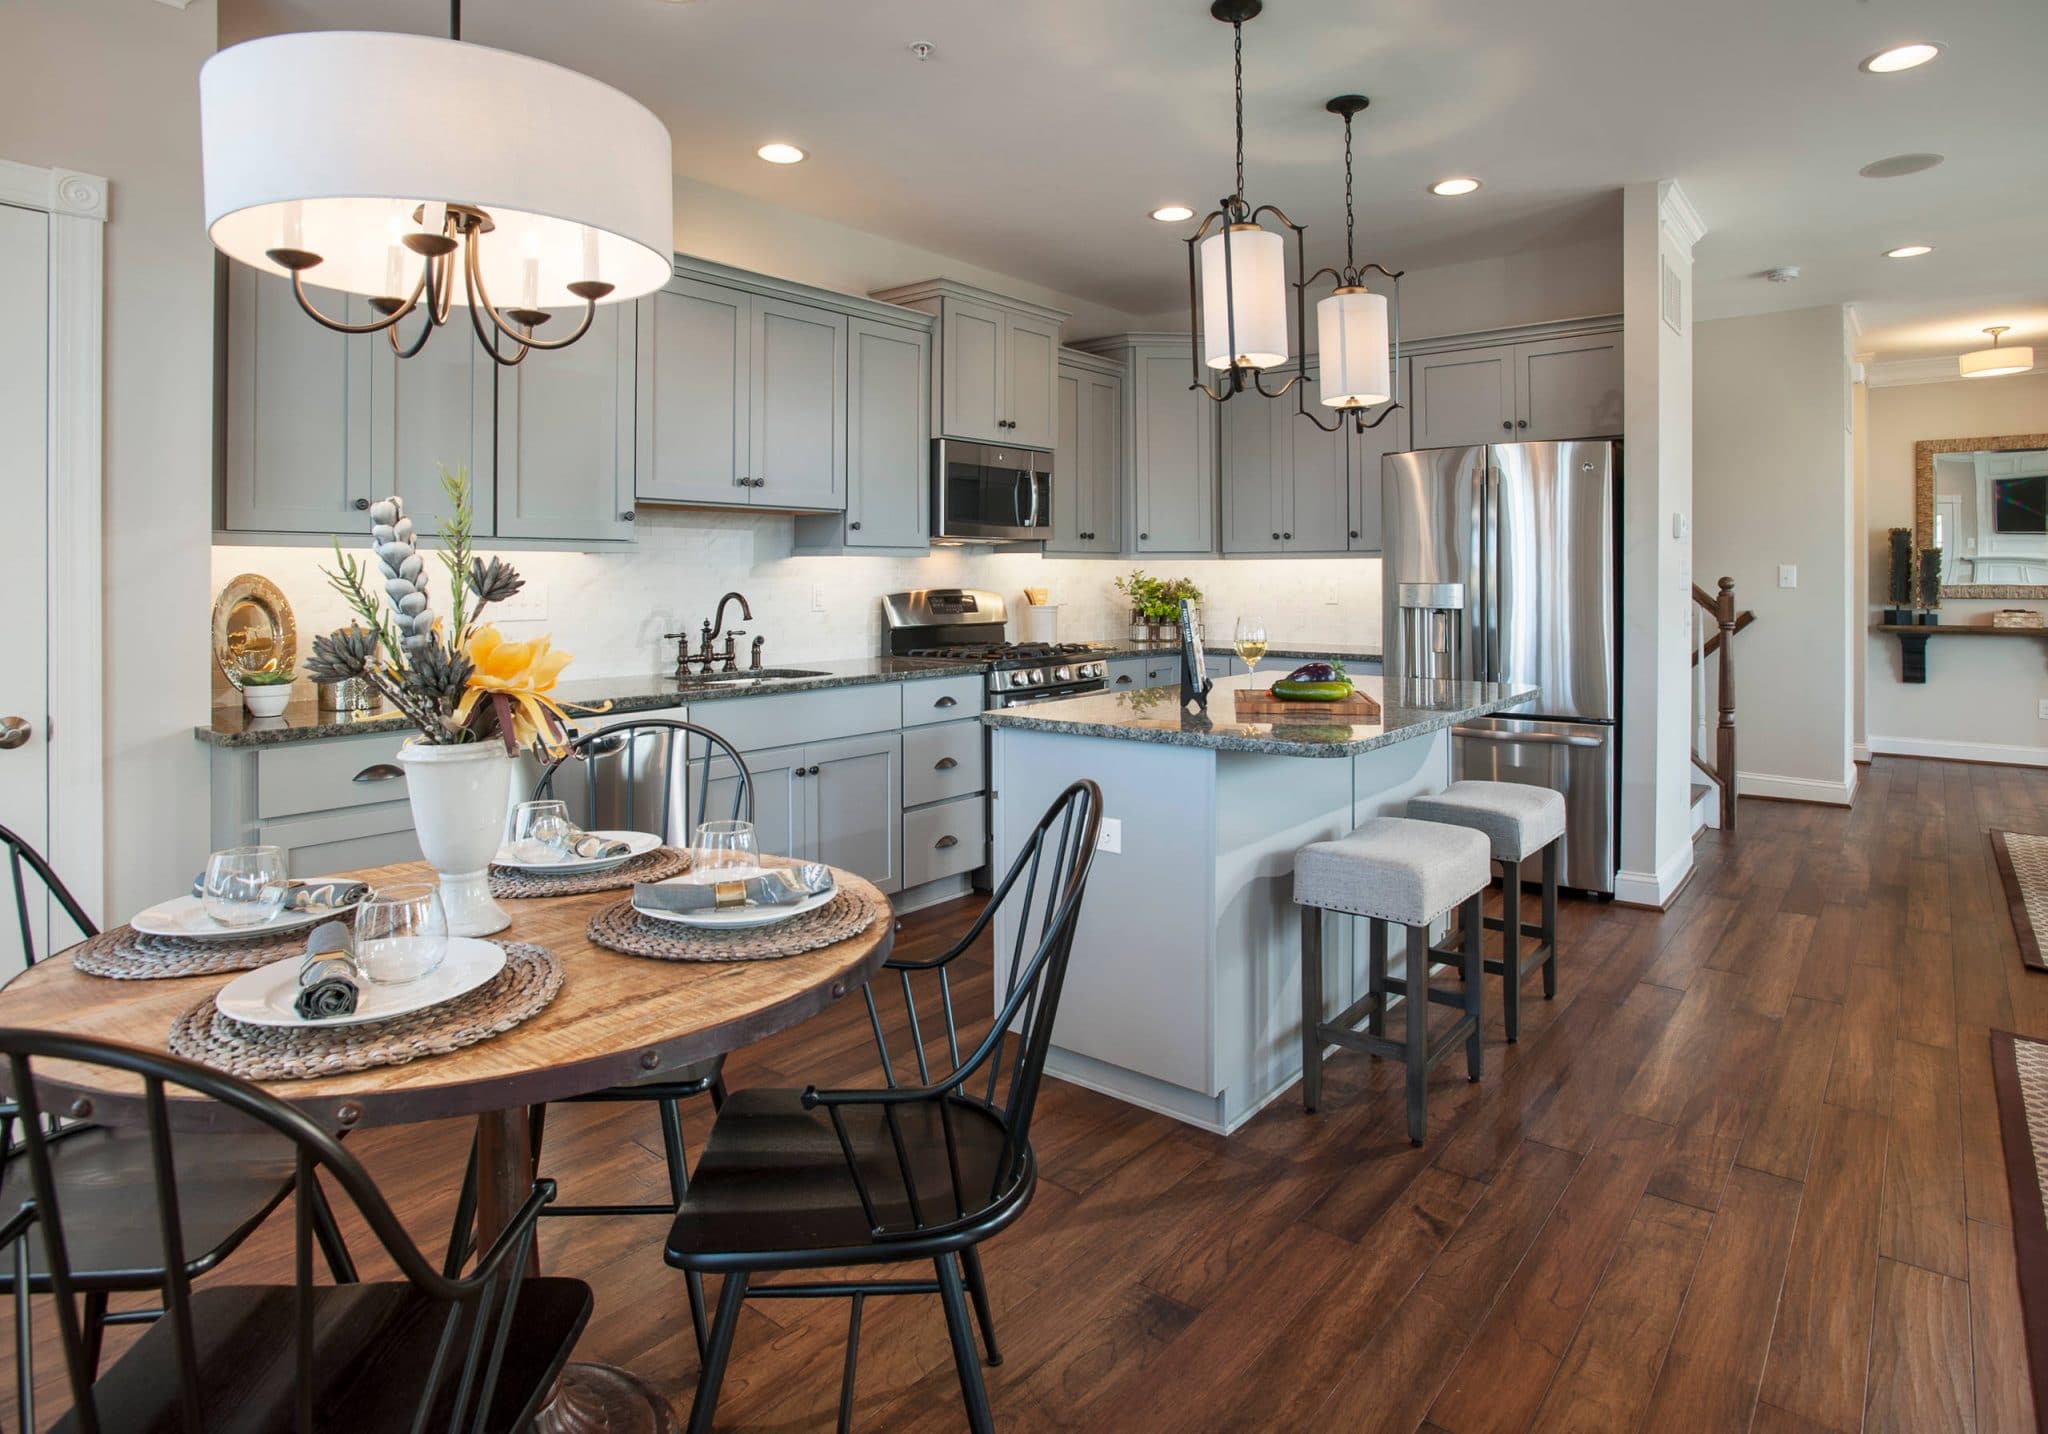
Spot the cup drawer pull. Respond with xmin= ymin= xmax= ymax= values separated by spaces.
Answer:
xmin=934 ymin=834 xmax=960 ymax=850
xmin=352 ymin=763 xmax=404 ymax=783
xmin=934 ymin=756 xmax=959 ymax=770
xmin=934 ymin=695 xmax=959 ymax=709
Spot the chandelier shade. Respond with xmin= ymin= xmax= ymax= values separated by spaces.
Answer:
xmin=200 ymin=32 xmax=674 ymax=310
xmin=1316 ymin=288 xmax=1391 ymax=408
xmin=1959 ymin=326 xmax=2034 ymax=379
xmin=1200 ymin=224 xmax=1289 ymax=371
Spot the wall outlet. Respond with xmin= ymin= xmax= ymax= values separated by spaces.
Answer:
xmin=2037 ymin=699 xmax=2048 ymax=721
xmin=810 ymin=584 xmax=826 ymax=612
xmin=1672 ymin=513 xmax=1690 ymax=540
xmin=492 ymin=581 xmax=548 ymax=621
xmin=1778 ymin=565 xmax=1797 ymax=589
xmin=1097 ymin=816 xmax=1122 ymax=854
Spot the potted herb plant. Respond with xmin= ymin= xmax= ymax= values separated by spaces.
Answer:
xmin=1114 ymin=571 xmax=1204 ymax=641
xmin=306 ymin=466 xmax=589 ymax=935
xmin=236 ymin=662 xmax=296 ymax=718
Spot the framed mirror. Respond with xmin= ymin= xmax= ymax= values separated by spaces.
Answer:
xmin=1915 ymin=434 xmax=2048 ymax=598
xmin=211 ymin=573 xmax=297 ymax=683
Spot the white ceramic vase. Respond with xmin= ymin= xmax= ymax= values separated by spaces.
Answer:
xmin=242 ymin=684 xmax=292 ymax=718
xmin=396 ymin=738 xmax=514 ymax=937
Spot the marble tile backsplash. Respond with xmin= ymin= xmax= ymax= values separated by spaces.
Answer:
xmin=212 ymin=507 xmax=1383 ymax=698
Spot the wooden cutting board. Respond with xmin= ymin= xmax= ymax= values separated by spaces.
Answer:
xmin=1232 ymin=686 xmax=1382 ymax=720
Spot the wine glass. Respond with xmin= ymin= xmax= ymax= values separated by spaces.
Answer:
xmin=1234 ymin=617 xmax=1270 ymax=687
xmin=693 ymin=819 xmax=759 ymax=878
xmin=508 ymin=799 xmax=572 ymax=864
xmin=202 ymin=845 xmax=289 ymax=927
xmin=353 ymin=883 xmax=449 ymax=985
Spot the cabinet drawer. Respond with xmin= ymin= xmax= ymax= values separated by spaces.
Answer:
xmin=900 ymin=675 xmax=984 ymax=728
xmin=255 ymin=800 xmax=420 ymax=877
xmin=254 ymin=733 xmax=413 ymax=820
xmin=693 ymin=684 xmax=900 ymax=754
xmin=903 ymin=796 xmax=987 ymax=888
xmin=903 ymin=721 xmax=986 ymax=807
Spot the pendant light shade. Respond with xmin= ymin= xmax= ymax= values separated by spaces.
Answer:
xmin=1200 ymin=224 xmax=1289 ymax=370
xmin=1316 ymin=288 xmax=1391 ymax=408
xmin=202 ymin=32 xmax=673 ymax=309
xmin=1959 ymin=326 xmax=2035 ymax=379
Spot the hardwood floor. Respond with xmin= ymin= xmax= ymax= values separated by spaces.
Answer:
xmin=6 ymin=756 xmax=2044 ymax=1431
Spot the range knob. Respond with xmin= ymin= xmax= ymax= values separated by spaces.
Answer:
xmin=1054 ymin=665 xmax=1075 ymax=683
xmin=1025 ymin=669 xmax=1045 ymax=686
xmin=1082 ymin=662 xmax=1105 ymax=679
xmin=1007 ymin=670 xmax=1032 ymax=689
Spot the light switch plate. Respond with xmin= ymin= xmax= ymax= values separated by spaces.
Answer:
xmin=1097 ymin=817 xmax=1122 ymax=854
xmin=1777 ymin=565 xmax=1797 ymax=588
xmin=810 ymin=585 xmax=826 ymax=612
xmin=1672 ymin=513 xmax=1691 ymax=540
xmin=2037 ymin=699 xmax=2048 ymax=721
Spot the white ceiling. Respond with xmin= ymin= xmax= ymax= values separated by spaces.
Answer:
xmin=220 ymin=0 xmax=2048 ymax=360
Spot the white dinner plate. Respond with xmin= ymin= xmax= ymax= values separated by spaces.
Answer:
xmin=633 ymin=875 xmax=838 ymax=930
xmin=214 ymin=937 xmax=507 ymax=1029
xmin=129 ymin=894 xmax=358 ymax=941
xmin=492 ymin=829 xmax=661 ymax=874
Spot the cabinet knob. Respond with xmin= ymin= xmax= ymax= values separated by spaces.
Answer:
xmin=353 ymin=498 xmax=370 ymax=511
xmin=1502 ymin=421 xmax=1513 ymax=431
xmin=849 ymin=520 xmax=862 ymax=531
xmin=1517 ymin=419 xmax=1529 ymax=429
xmin=1139 ymin=532 xmax=1149 ymax=541
xmin=619 ymin=510 xmax=636 ymax=522
xmin=1349 ymin=530 xmax=1360 ymax=539
xmin=808 ymin=765 xmax=820 ymax=775
xmin=1271 ymin=532 xmax=1280 ymax=541
xmin=1284 ymin=532 xmax=1293 ymax=540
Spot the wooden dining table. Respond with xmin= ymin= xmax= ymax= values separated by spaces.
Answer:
xmin=0 ymin=857 xmax=896 ymax=1433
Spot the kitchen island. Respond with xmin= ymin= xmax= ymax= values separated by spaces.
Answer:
xmin=983 ymin=672 xmax=1536 ymax=1133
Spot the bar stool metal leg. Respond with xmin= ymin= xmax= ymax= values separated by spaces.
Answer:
xmin=1368 ymin=920 xmax=1387 ymax=1040
xmin=1501 ymin=860 xmax=1523 ymax=1042
xmin=1404 ymin=922 xmax=1430 ymax=1146
xmin=1301 ymin=905 xmax=1324 ymax=1113
xmin=1542 ymin=842 xmax=1560 ymax=999
xmin=1462 ymin=893 xmax=1484 ymax=1081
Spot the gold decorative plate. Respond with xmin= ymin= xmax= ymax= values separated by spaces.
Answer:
xmin=212 ymin=573 xmax=297 ymax=684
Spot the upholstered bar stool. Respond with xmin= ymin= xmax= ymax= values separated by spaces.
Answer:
xmin=1407 ymin=781 xmax=1567 ymax=1043
xmin=1295 ymin=817 xmax=1492 ymax=1146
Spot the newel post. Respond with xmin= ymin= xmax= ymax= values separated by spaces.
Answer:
xmin=1715 ymin=576 xmax=1737 ymax=832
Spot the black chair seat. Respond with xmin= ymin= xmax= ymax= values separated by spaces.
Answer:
xmin=665 ymin=1088 xmax=1027 ymax=1270
xmin=0 ymin=1124 xmax=298 ymax=1289
xmin=51 ymin=1278 xmax=592 ymax=1434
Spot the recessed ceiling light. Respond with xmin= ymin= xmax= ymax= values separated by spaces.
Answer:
xmin=756 ymin=142 xmax=806 ymax=165
xmin=1150 ymin=204 xmax=1195 ymax=223
xmin=1859 ymin=42 xmax=1942 ymax=73
xmin=1859 ymin=152 xmax=1944 ymax=179
xmin=1430 ymin=177 xmax=1481 ymax=197
xmin=1884 ymin=244 xmax=1935 ymax=259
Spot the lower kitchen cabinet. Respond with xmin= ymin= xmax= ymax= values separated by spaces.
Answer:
xmin=210 ymin=730 xmax=424 ymax=877
xmin=693 ymin=731 xmax=903 ymax=894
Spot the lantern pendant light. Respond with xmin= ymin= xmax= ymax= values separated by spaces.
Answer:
xmin=1959 ymin=326 xmax=2036 ymax=379
xmin=1299 ymin=95 xmax=1405 ymax=432
xmin=199 ymin=0 xmax=674 ymax=367
xmin=1185 ymin=0 xmax=1307 ymax=404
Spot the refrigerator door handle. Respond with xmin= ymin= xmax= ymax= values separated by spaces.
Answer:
xmin=1452 ymin=725 xmax=1603 ymax=749
xmin=1483 ymin=466 xmax=1500 ymax=683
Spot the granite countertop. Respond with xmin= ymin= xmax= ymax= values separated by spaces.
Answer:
xmin=198 ymin=656 xmax=973 ymax=749
xmin=1082 ymin=638 xmax=1383 ymax=662
xmin=981 ymin=674 xmax=1535 ymax=758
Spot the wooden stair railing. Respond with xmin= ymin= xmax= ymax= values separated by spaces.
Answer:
xmin=1690 ymin=577 xmax=1752 ymax=833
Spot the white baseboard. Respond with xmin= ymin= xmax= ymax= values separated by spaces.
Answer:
xmin=1853 ymin=743 xmax=1872 ymax=764
xmin=1866 ymin=735 xmax=2048 ymax=769
xmin=1615 ymin=842 xmax=1695 ymax=909
xmin=1735 ymin=770 xmax=1857 ymax=806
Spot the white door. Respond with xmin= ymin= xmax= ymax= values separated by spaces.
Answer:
xmin=0 ymin=202 xmax=51 ymax=973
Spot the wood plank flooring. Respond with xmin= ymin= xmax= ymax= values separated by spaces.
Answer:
xmin=5 ymin=755 xmax=2045 ymax=1431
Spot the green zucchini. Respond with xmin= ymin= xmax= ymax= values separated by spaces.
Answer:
xmin=1270 ymin=678 xmax=1354 ymax=702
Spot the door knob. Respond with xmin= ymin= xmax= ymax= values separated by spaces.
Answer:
xmin=0 ymin=717 xmax=30 ymax=750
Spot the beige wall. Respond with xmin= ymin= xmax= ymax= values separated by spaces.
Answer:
xmin=1694 ymin=305 xmax=1856 ymax=801
xmin=2 ymin=0 xmax=219 ymax=920
xmin=1863 ymin=372 xmax=2048 ymax=763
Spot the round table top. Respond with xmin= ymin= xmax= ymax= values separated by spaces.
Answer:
xmin=0 ymin=860 xmax=893 ymax=1132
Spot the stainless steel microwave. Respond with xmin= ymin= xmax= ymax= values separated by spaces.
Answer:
xmin=933 ymin=439 xmax=1052 ymax=543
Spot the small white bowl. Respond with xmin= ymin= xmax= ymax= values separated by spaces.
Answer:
xmin=242 ymin=684 xmax=293 ymax=718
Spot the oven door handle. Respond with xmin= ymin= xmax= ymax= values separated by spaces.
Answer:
xmin=1452 ymin=725 xmax=1602 ymax=749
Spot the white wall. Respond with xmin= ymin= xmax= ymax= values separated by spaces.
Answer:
xmin=2 ymin=0 xmax=218 ymax=921
xmin=1617 ymin=181 xmax=1702 ymax=906
xmin=1694 ymin=305 xmax=1857 ymax=802
xmin=1863 ymin=372 xmax=2048 ymax=764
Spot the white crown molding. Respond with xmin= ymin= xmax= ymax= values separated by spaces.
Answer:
xmin=0 ymin=161 xmax=108 ymax=222
xmin=1844 ymin=304 xmax=1865 ymax=341
xmin=1657 ymin=180 xmax=1708 ymax=253
xmin=1865 ymin=355 xmax=1970 ymax=388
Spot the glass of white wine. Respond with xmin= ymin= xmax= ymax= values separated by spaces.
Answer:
xmin=1234 ymin=617 xmax=1269 ymax=688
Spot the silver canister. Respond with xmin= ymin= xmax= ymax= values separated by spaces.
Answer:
xmin=316 ymin=676 xmax=385 ymax=714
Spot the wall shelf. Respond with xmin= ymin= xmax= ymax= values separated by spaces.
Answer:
xmin=1874 ymin=622 xmax=2047 ymax=684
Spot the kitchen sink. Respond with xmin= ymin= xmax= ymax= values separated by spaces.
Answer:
xmin=672 ymin=668 xmax=830 ymax=687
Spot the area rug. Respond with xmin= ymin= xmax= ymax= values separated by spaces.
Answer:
xmin=1989 ymin=1030 xmax=2048 ymax=1422
xmin=1991 ymin=831 xmax=2048 ymax=972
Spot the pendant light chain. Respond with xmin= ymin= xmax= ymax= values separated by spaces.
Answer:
xmin=1232 ymin=19 xmax=1245 ymax=211
xmin=1342 ymin=109 xmax=1356 ymax=271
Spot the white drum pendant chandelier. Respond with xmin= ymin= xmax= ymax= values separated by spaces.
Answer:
xmin=200 ymin=3 xmax=673 ymax=366
xmin=1959 ymin=326 xmax=2035 ymax=379
xmin=1184 ymin=0 xmax=1307 ymax=404
xmin=1300 ymin=95 xmax=1404 ymax=433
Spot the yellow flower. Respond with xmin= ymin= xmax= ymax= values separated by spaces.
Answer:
xmin=454 ymin=624 xmax=580 ymax=754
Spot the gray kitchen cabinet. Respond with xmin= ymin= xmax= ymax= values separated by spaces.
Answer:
xmin=635 ymin=275 xmax=751 ymax=505
xmin=1105 ymin=656 xmax=1150 ymax=691
xmin=868 ymin=280 xmax=1068 ymax=447
xmin=495 ymin=299 xmax=636 ymax=542
xmin=1218 ymin=367 xmax=1352 ymax=556
xmin=1072 ymin=334 xmax=1217 ymax=556
xmin=221 ymin=265 xmax=371 ymax=533
xmin=809 ymin=731 xmax=902 ymax=895
xmin=1347 ymin=402 xmax=1409 ymax=554
xmin=1048 ymin=352 xmax=1122 ymax=555
xmin=1287 ymin=400 xmax=1352 ymax=554
xmin=1515 ymin=332 xmax=1623 ymax=439
xmin=1410 ymin=344 xmax=1518 ymax=448
xmin=210 ymin=730 xmax=421 ymax=878
xmin=749 ymin=296 xmax=847 ymax=510
xmin=367 ymin=306 xmax=496 ymax=536
xmin=795 ymin=318 xmax=931 ymax=552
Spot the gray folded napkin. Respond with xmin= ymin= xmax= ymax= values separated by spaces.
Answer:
xmin=632 ymin=864 xmax=834 ymax=914
xmin=548 ymin=827 xmax=631 ymax=861
xmin=191 ymin=874 xmax=370 ymax=913
xmin=293 ymin=920 xmax=363 ymax=1020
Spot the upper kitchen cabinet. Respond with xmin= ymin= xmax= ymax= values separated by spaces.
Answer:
xmin=794 ymin=314 xmax=935 ymax=554
xmin=869 ymin=280 xmax=1067 ymax=448
xmin=365 ymin=302 xmax=495 ymax=536
xmin=1218 ymin=370 xmax=1375 ymax=557
xmin=1047 ymin=350 xmax=1122 ymax=556
xmin=1347 ymin=402 xmax=1409 ymax=554
xmin=1074 ymin=334 xmax=1216 ymax=556
xmin=1406 ymin=322 xmax=1622 ymax=447
xmin=749 ymin=297 xmax=847 ymax=509
xmin=495 ymin=298 xmax=637 ymax=543
xmin=221 ymin=265 xmax=371 ymax=533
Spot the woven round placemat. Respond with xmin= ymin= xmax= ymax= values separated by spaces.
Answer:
xmin=586 ymin=888 xmax=881 ymax=962
xmin=489 ymin=846 xmax=692 ymax=899
xmin=165 ymin=942 xmax=563 ymax=1081
xmin=71 ymin=925 xmax=312 ymax=981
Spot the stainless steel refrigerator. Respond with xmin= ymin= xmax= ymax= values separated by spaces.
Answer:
xmin=1382 ymin=440 xmax=1618 ymax=894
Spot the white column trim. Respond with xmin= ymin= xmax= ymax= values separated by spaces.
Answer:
xmin=6 ymin=159 xmax=107 ymax=923
xmin=1865 ymin=356 xmax=1969 ymax=388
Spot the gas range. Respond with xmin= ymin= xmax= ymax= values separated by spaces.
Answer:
xmin=881 ymin=590 xmax=1110 ymax=705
